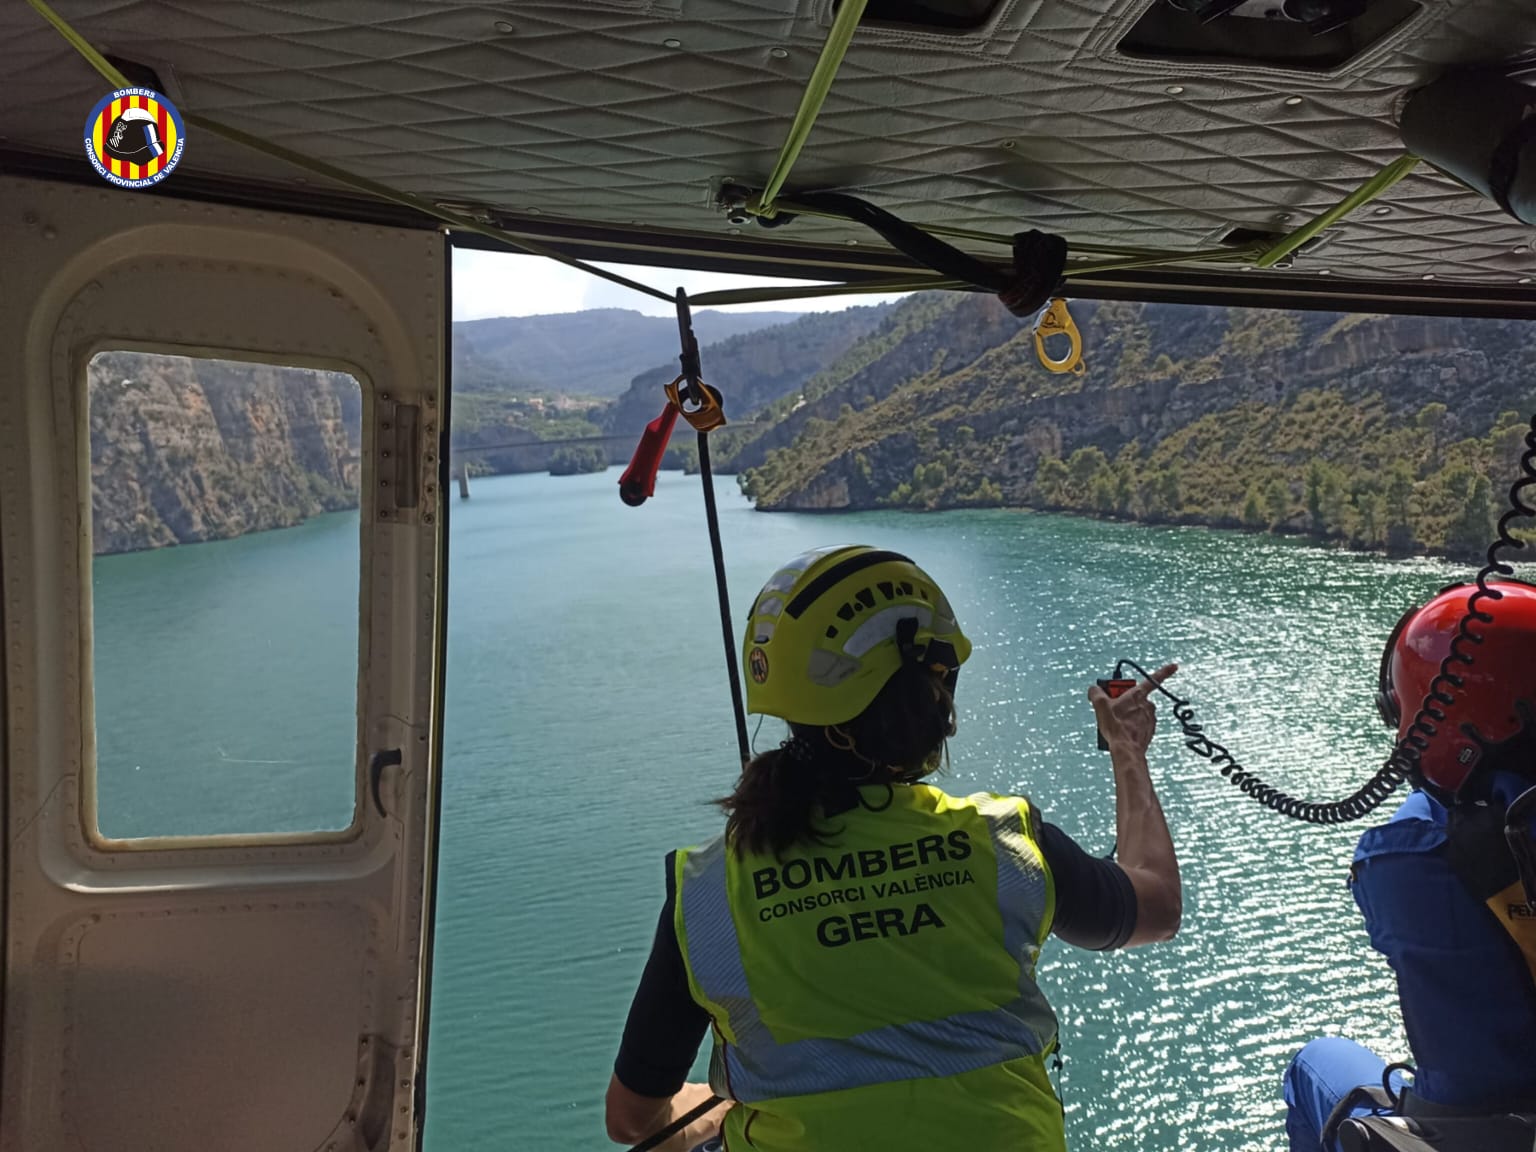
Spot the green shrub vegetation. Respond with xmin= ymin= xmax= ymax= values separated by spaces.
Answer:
xmin=734 ymin=295 xmax=1536 ymax=562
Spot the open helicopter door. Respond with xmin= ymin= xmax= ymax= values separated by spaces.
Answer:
xmin=0 ymin=175 xmax=446 ymax=1152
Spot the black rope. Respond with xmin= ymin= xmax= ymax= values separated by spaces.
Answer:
xmin=1116 ymin=413 xmax=1536 ymax=824
xmin=699 ymin=428 xmax=751 ymax=768
xmin=675 ymin=288 xmax=751 ymax=768
xmin=624 ymin=1093 xmax=725 ymax=1152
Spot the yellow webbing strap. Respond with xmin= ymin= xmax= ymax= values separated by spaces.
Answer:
xmin=1485 ymin=881 xmax=1536 ymax=989
xmin=752 ymin=0 xmax=868 ymax=216
xmin=23 ymin=0 xmax=677 ymax=305
xmin=691 ymin=274 xmax=965 ymax=307
xmin=1256 ymin=154 xmax=1421 ymax=269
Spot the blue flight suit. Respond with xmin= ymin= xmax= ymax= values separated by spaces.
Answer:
xmin=1284 ymin=775 xmax=1536 ymax=1149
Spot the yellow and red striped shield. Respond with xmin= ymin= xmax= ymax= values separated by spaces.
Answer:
xmin=84 ymin=86 xmax=186 ymax=188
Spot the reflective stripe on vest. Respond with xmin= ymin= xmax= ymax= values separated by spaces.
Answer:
xmin=676 ymin=791 xmax=1056 ymax=1103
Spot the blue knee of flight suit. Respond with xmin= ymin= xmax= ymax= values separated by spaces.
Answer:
xmin=1283 ymin=1036 xmax=1405 ymax=1152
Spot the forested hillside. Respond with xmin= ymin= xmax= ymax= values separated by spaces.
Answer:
xmin=735 ymin=295 xmax=1536 ymax=561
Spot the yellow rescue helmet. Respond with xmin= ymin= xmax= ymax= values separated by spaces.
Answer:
xmin=743 ymin=545 xmax=972 ymax=727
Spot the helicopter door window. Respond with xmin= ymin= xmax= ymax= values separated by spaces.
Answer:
xmin=86 ymin=349 xmax=364 ymax=840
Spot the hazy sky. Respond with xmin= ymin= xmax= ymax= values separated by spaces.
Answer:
xmin=453 ymin=248 xmax=911 ymax=320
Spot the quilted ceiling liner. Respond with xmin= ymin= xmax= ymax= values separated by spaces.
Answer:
xmin=4 ymin=0 xmax=1536 ymax=311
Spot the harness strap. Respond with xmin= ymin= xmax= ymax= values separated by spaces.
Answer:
xmin=1322 ymin=1082 xmax=1396 ymax=1150
xmin=1445 ymin=798 xmax=1536 ymax=995
xmin=785 ymin=191 xmax=1067 ymax=317
xmin=753 ymin=0 xmax=869 ymax=215
xmin=1483 ymin=880 xmax=1536 ymax=988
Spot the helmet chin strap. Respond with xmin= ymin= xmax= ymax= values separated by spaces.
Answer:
xmin=894 ymin=616 xmax=961 ymax=682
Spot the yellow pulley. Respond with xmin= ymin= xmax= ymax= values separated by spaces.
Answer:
xmin=663 ymin=374 xmax=727 ymax=433
xmin=1033 ymin=298 xmax=1085 ymax=376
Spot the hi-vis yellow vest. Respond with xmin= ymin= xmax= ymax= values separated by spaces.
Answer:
xmin=674 ymin=783 xmax=1063 ymax=1152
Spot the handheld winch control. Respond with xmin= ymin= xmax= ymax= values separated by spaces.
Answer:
xmin=1096 ymin=678 xmax=1138 ymax=751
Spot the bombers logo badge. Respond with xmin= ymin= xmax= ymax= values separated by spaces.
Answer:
xmin=85 ymin=87 xmax=185 ymax=188
xmin=748 ymin=646 xmax=770 ymax=684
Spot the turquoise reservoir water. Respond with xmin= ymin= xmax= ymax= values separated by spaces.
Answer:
xmin=92 ymin=468 xmax=1474 ymax=1151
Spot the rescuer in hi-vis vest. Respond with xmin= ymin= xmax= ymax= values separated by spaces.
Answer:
xmin=605 ymin=546 xmax=1183 ymax=1152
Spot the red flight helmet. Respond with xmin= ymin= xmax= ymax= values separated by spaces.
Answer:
xmin=1377 ymin=580 xmax=1536 ymax=798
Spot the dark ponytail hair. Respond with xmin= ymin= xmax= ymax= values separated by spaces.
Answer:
xmin=717 ymin=663 xmax=958 ymax=859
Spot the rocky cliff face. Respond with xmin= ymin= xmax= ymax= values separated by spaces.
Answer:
xmin=739 ymin=298 xmax=1536 ymax=508
xmin=89 ymin=351 xmax=361 ymax=555
xmin=734 ymin=296 xmax=1536 ymax=559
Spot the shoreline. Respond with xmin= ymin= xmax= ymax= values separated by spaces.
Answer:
xmin=752 ymin=494 xmax=1507 ymax=569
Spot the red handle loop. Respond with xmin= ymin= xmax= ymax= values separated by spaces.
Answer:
xmin=618 ymin=402 xmax=680 ymax=507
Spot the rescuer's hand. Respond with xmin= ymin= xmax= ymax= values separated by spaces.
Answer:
xmin=1090 ymin=663 xmax=1182 ymax=945
xmin=1089 ymin=664 xmax=1177 ymax=755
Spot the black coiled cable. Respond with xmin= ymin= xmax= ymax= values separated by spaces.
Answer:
xmin=1119 ymin=414 xmax=1536 ymax=825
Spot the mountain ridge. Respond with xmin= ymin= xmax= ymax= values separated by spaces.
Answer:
xmin=453 ymin=307 xmax=803 ymax=397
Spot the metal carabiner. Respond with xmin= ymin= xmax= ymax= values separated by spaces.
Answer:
xmin=1033 ymin=297 xmax=1085 ymax=376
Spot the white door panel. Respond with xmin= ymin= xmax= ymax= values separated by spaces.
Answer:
xmin=0 ymin=176 xmax=445 ymax=1152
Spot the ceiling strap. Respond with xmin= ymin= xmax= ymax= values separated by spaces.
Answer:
xmin=753 ymin=0 xmax=869 ymax=216
xmin=1255 ymin=154 xmax=1421 ymax=269
xmin=782 ymin=190 xmax=1069 ymax=316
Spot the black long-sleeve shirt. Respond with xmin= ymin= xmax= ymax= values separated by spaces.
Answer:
xmin=614 ymin=818 xmax=1135 ymax=1097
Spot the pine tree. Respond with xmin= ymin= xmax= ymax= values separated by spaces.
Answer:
xmin=1264 ymin=477 xmax=1292 ymax=530
xmin=1353 ymin=488 xmax=1385 ymax=547
xmin=1091 ymin=472 xmax=1117 ymax=514
xmin=1035 ymin=456 xmax=1070 ymax=506
xmin=1160 ymin=465 xmax=1183 ymax=517
xmin=1067 ymin=446 xmax=1110 ymax=501
xmin=1305 ymin=460 xmax=1327 ymax=531
xmin=1241 ymin=485 xmax=1265 ymax=528
xmin=1384 ymin=462 xmax=1417 ymax=553
xmin=1444 ymin=471 xmax=1494 ymax=559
